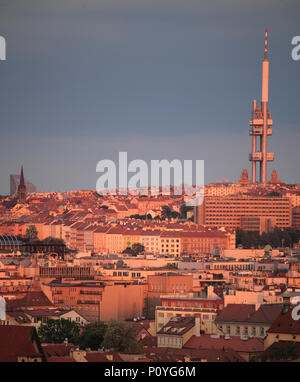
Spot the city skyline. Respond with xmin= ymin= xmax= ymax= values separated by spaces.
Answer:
xmin=0 ymin=0 xmax=299 ymax=195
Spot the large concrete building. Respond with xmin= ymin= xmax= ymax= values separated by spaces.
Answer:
xmin=195 ymin=195 xmax=292 ymax=232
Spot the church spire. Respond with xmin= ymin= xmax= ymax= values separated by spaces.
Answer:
xmin=20 ymin=165 xmax=25 ymax=187
xmin=17 ymin=165 xmax=27 ymax=203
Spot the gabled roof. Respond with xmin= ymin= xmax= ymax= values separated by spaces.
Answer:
xmin=184 ymin=334 xmax=264 ymax=353
xmin=42 ymin=343 xmax=75 ymax=359
xmin=268 ymin=306 xmax=300 ymax=334
xmin=0 ymin=325 xmax=44 ymax=362
xmin=6 ymin=291 xmax=54 ymax=311
xmin=157 ymin=316 xmax=195 ymax=336
xmin=216 ymin=304 xmax=256 ymax=323
xmin=248 ymin=304 xmax=283 ymax=324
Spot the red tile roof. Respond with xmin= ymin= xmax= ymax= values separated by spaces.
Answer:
xmin=268 ymin=306 xmax=300 ymax=334
xmin=42 ymin=343 xmax=75 ymax=359
xmin=0 ymin=325 xmax=44 ymax=362
xmin=248 ymin=304 xmax=283 ymax=324
xmin=157 ymin=316 xmax=195 ymax=336
xmin=184 ymin=334 xmax=264 ymax=353
xmin=6 ymin=291 xmax=54 ymax=311
xmin=216 ymin=304 xmax=256 ymax=323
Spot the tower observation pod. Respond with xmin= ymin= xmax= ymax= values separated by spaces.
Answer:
xmin=249 ymin=28 xmax=274 ymax=184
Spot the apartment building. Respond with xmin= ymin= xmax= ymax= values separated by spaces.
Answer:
xmin=196 ymin=195 xmax=292 ymax=230
xmin=215 ymin=303 xmax=283 ymax=339
xmin=155 ymin=288 xmax=223 ymax=335
xmin=42 ymin=279 xmax=146 ymax=322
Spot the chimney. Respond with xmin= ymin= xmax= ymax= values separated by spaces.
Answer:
xmin=195 ymin=315 xmax=200 ymax=337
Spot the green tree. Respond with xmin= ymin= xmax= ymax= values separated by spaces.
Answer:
xmin=42 ymin=236 xmax=65 ymax=245
xmin=38 ymin=318 xmax=80 ymax=344
xmin=25 ymin=225 xmax=38 ymax=241
xmin=161 ymin=205 xmax=172 ymax=220
xmin=236 ymin=228 xmax=300 ymax=249
xmin=102 ymin=320 xmax=140 ymax=353
xmin=131 ymin=243 xmax=145 ymax=256
xmin=78 ymin=322 xmax=107 ymax=350
xmin=170 ymin=211 xmax=180 ymax=219
xmin=180 ymin=204 xmax=193 ymax=219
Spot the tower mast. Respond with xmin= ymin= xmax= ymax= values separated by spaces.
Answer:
xmin=249 ymin=28 xmax=274 ymax=184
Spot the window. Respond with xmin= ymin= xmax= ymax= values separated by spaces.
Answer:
xmin=236 ymin=326 xmax=240 ymax=335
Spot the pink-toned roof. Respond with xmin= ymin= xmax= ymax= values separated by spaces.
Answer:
xmin=157 ymin=316 xmax=195 ymax=336
xmin=216 ymin=304 xmax=256 ymax=323
xmin=42 ymin=343 xmax=75 ymax=358
xmin=106 ymin=226 xmax=125 ymax=235
xmin=184 ymin=334 xmax=264 ymax=353
xmin=268 ymin=307 xmax=300 ymax=334
xmin=249 ymin=304 xmax=283 ymax=324
xmin=6 ymin=291 xmax=54 ymax=311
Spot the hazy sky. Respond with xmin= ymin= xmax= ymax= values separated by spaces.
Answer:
xmin=0 ymin=0 xmax=299 ymax=194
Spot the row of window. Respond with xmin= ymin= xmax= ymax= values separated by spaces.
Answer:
xmin=219 ymin=324 xmax=265 ymax=337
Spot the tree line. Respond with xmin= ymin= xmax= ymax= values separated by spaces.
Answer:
xmin=236 ymin=228 xmax=300 ymax=249
xmin=38 ymin=318 xmax=141 ymax=354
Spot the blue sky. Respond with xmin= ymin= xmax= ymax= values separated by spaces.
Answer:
xmin=0 ymin=0 xmax=299 ymax=193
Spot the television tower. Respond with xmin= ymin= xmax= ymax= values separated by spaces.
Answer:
xmin=249 ymin=28 xmax=274 ymax=184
